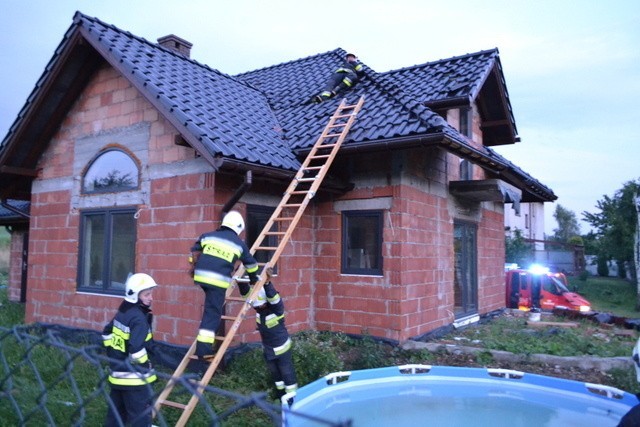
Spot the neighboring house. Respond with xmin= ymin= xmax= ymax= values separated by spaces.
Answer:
xmin=0 ymin=12 xmax=556 ymax=345
xmin=505 ymin=202 xmax=546 ymax=250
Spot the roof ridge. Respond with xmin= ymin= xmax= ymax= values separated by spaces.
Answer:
xmin=383 ymin=48 xmax=499 ymax=74
xmin=236 ymin=48 xmax=347 ymax=77
xmin=73 ymin=11 xmax=255 ymax=90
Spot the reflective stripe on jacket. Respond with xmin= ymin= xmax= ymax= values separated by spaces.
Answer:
xmin=103 ymin=301 xmax=156 ymax=387
xmin=191 ymin=227 xmax=259 ymax=288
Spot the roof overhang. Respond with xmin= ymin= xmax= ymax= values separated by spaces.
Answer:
xmin=449 ymin=179 xmax=521 ymax=214
xmin=295 ymin=132 xmax=554 ymax=203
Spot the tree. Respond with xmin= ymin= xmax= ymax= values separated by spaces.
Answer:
xmin=552 ymin=205 xmax=581 ymax=242
xmin=583 ymin=180 xmax=639 ymax=305
xmin=505 ymin=228 xmax=533 ymax=267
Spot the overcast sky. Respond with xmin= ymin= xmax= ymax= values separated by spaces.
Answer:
xmin=1 ymin=0 xmax=638 ymax=234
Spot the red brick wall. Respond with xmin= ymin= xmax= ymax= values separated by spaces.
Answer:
xmin=25 ymin=64 xmax=229 ymax=343
xmin=24 ymin=61 xmax=507 ymax=347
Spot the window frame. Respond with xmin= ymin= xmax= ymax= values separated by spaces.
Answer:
xmin=82 ymin=148 xmax=140 ymax=194
xmin=341 ymin=210 xmax=383 ymax=276
xmin=77 ymin=207 xmax=137 ymax=296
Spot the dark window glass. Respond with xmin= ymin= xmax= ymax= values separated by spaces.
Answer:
xmin=83 ymin=149 xmax=138 ymax=193
xmin=459 ymin=108 xmax=472 ymax=138
xmin=78 ymin=208 xmax=136 ymax=294
xmin=453 ymin=221 xmax=478 ymax=317
xmin=246 ymin=205 xmax=277 ymax=273
xmin=459 ymin=159 xmax=473 ymax=180
xmin=341 ymin=210 xmax=383 ymax=275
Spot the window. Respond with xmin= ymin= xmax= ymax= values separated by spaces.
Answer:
xmin=459 ymin=159 xmax=473 ymax=180
xmin=246 ymin=205 xmax=277 ymax=272
xmin=459 ymin=107 xmax=472 ymax=138
xmin=453 ymin=221 xmax=477 ymax=317
xmin=78 ymin=208 xmax=136 ymax=294
xmin=341 ymin=210 xmax=383 ymax=275
xmin=83 ymin=149 xmax=139 ymax=193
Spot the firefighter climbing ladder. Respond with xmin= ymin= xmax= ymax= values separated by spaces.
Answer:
xmin=154 ymin=95 xmax=365 ymax=426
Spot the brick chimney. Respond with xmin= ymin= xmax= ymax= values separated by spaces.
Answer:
xmin=157 ymin=34 xmax=193 ymax=57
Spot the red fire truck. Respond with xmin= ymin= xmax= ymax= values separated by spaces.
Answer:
xmin=505 ymin=264 xmax=591 ymax=312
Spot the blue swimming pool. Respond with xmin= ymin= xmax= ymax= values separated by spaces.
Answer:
xmin=284 ymin=365 xmax=638 ymax=427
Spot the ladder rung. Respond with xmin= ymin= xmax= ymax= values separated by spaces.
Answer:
xmin=309 ymin=155 xmax=330 ymax=159
xmin=226 ymin=296 xmax=245 ymax=302
xmin=325 ymin=133 xmax=343 ymax=137
xmin=255 ymin=246 xmax=278 ymax=251
xmin=333 ymin=113 xmax=353 ymax=118
xmin=158 ymin=400 xmax=187 ymax=410
xmin=318 ymin=143 xmax=337 ymax=148
xmin=264 ymin=231 xmax=286 ymax=235
xmin=273 ymin=217 xmax=294 ymax=221
xmin=327 ymin=123 xmax=347 ymax=128
xmin=303 ymin=166 xmax=323 ymax=171
xmin=290 ymin=190 xmax=310 ymax=195
xmin=296 ymin=178 xmax=315 ymax=182
xmin=221 ymin=315 xmax=236 ymax=321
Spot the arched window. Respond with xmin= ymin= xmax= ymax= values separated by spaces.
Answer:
xmin=82 ymin=149 xmax=139 ymax=193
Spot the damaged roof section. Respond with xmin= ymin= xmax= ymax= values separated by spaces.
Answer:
xmin=0 ymin=11 xmax=555 ymax=205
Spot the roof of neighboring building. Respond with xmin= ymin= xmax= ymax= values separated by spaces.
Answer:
xmin=0 ymin=199 xmax=30 ymax=225
xmin=0 ymin=11 xmax=556 ymax=204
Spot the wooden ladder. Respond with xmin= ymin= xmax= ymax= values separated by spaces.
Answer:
xmin=153 ymin=96 xmax=365 ymax=426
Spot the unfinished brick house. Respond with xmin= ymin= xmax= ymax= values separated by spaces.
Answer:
xmin=0 ymin=12 xmax=555 ymax=346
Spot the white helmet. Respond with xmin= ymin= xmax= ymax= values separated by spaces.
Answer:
xmin=222 ymin=210 xmax=245 ymax=235
xmin=251 ymin=288 xmax=267 ymax=308
xmin=124 ymin=273 xmax=157 ymax=303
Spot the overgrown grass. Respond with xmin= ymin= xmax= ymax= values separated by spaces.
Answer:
xmin=569 ymin=275 xmax=640 ymax=318
xmin=443 ymin=315 xmax=636 ymax=357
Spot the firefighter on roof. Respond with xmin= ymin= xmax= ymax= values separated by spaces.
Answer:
xmin=238 ymin=267 xmax=298 ymax=405
xmin=190 ymin=210 xmax=260 ymax=359
xmin=313 ymin=53 xmax=364 ymax=103
xmin=102 ymin=273 xmax=158 ymax=427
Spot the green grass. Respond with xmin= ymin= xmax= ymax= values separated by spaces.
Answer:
xmin=569 ymin=275 xmax=640 ymax=318
xmin=444 ymin=315 xmax=636 ymax=357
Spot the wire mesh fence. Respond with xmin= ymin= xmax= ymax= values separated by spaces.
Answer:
xmin=0 ymin=324 xmax=349 ymax=426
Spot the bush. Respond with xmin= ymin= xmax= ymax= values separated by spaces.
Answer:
xmin=597 ymin=257 xmax=609 ymax=277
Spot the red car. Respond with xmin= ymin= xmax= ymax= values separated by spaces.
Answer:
xmin=505 ymin=264 xmax=591 ymax=312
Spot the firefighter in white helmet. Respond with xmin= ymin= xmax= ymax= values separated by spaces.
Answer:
xmin=190 ymin=210 xmax=260 ymax=359
xmin=102 ymin=273 xmax=158 ymax=426
xmin=238 ymin=267 xmax=298 ymax=405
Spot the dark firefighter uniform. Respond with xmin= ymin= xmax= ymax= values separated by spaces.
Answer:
xmin=191 ymin=226 xmax=259 ymax=358
xmin=102 ymin=301 xmax=156 ymax=426
xmin=318 ymin=56 xmax=364 ymax=101
xmin=239 ymin=278 xmax=298 ymax=402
